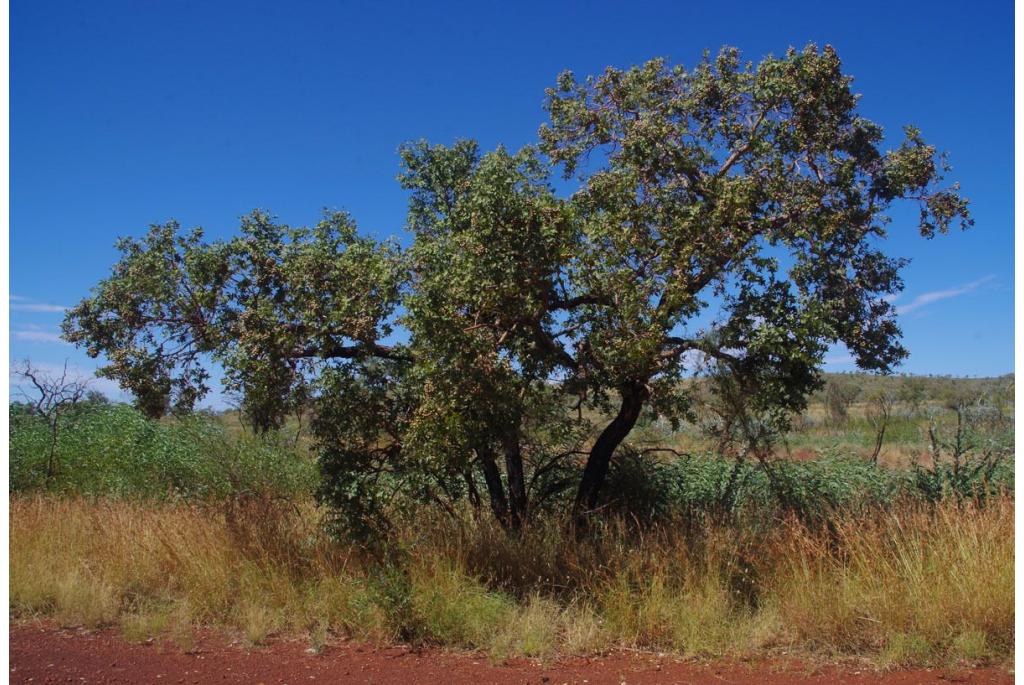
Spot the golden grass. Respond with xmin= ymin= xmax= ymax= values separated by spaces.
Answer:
xmin=767 ymin=502 xmax=1015 ymax=656
xmin=9 ymin=495 xmax=1013 ymax=665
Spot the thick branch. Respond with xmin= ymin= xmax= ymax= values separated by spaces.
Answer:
xmin=549 ymin=294 xmax=612 ymax=310
xmin=529 ymin=319 xmax=579 ymax=370
xmin=297 ymin=339 xmax=411 ymax=362
xmin=660 ymin=336 xmax=742 ymax=366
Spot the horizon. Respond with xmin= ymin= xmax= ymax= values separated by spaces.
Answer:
xmin=10 ymin=0 xmax=1014 ymax=406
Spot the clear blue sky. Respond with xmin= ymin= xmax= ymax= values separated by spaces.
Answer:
xmin=10 ymin=0 xmax=1014 ymax=403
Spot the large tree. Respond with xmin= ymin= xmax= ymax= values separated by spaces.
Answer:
xmin=528 ymin=45 xmax=970 ymax=519
xmin=63 ymin=44 xmax=969 ymax=529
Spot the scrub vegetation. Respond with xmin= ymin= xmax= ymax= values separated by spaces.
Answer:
xmin=9 ymin=44 xmax=1011 ymax=670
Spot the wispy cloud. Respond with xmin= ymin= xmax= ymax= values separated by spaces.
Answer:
xmin=896 ymin=275 xmax=995 ymax=315
xmin=12 ymin=330 xmax=68 ymax=344
xmin=11 ymin=302 xmax=68 ymax=313
xmin=10 ymin=295 xmax=69 ymax=312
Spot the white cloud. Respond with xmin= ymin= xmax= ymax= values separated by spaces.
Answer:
xmin=11 ymin=303 xmax=67 ymax=313
xmin=9 ymin=294 xmax=27 ymax=301
xmin=896 ymin=275 xmax=995 ymax=315
xmin=12 ymin=330 xmax=68 ymax=344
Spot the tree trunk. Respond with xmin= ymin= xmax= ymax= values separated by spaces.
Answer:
xmin=870 ymin=423 xmax=887 ymax=465
xmin=477 ymin=446 xmax=511 ymax=530
xmin=502 ymin=431 xmax=528 ymax=530
xmin=463 ymin=469 xmax=482 ymax=515
xmin=573 ymin=381 xmax=649 ymax=526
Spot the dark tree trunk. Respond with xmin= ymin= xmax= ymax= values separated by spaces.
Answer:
xmin=573 ymin=381 xmax=649 ymax=526
xmin=463 ymin=469 xmax=482 ymax=515
xmin=502 ymin=431 xmax=528 ymax=530
xmin=477 ymin=446 xmax=511 ymax=530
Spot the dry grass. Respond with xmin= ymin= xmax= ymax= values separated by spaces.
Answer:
xmin=766 ymin=501 xmax=1015 ymax=658
xmin=9 ymin=494 xmax=1013 ymax=665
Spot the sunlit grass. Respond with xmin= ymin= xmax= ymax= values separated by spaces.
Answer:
xmin=9 ymin=494 xmax=1013 ymax=666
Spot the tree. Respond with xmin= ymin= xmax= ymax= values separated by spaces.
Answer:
xmin=12 ymin=360 xmax=90 ymax=483
xmin=864 ymin=387 xmax=895 ymax=464
xmin=395 ymin=140 xmax=580 ymax=529
xmin=530 ymin=44 xmax=969 ymax=521
xmin=63 ymin=44 xmax=969 ymax=530
xmin=824 ymin=376 xmax=861 ymax=426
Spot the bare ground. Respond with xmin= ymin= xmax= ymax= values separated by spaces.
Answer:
xmin=9 ymin=623 xmax=1013 ymax=685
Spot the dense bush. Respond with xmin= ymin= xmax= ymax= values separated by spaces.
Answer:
xmin=9 ymin=403 xmax=315 ymax=499
xmin=9 ymin=400 xmax=1013 ymax=531
xmin=594 ymin=447 xmax=1013 ymax=527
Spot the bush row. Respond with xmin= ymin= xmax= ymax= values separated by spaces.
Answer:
xmin=10 ymin=404 xmax=1013 ymax=530
xmin=9 ymin=404 xmax=315 ymax=499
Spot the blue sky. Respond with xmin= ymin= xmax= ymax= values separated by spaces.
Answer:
xmin=10 ymin=0 xmax=1013 ymax=403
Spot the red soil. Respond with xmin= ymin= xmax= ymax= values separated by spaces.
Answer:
xmin=9 ymin=623 xmax=1013 ymax=685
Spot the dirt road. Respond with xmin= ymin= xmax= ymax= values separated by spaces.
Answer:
xmin=9 ymin=623 xmax=1013 ymax=685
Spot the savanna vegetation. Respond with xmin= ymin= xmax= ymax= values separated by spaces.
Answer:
xmin=10 ymin=44 xmax=1012 ymax=669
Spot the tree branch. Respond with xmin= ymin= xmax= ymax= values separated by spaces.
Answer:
xmin=297 ymin=339 xmax=411 ymax=362
xmin=714 ymin=109 xmax=768 ymax=178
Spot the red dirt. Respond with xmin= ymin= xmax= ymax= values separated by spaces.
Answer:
xmin=9 ymin=623 xmax=1013 ymax=685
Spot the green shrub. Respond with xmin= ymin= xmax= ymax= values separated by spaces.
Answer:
xmin=595 ymin=448 xmax=1012 ymax=526
xmin=10 ymin=404 xmax=315 ymax=499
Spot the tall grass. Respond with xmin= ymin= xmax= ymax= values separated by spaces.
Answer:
xmin=10 ymin=495 xmax=1013 ymax=665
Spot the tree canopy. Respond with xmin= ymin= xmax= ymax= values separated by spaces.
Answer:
xmin=64 ymin=45 xmax=970 ymax=531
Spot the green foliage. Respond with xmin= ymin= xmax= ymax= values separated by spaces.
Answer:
xmin=10 ymin=403 xmax=315 ymax=499
xmin=62 ymin=210 xmax=405 ymax=428
xmin=910 ymin=402 xmax=1014 ymax=504
xmin=61 ymin=45 xmax=972 ymax=529
xmin=9 ymin=368 xmax=1012 ymax=533
xmin=594 ymin=448 xmax=1012 ymax=526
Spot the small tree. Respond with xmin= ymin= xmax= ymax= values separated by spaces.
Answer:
xmin=696 ymin=363 xmax=791 ymax=516
xmin=824 ymin=378 xmax=860 ymax=427
xmin=864 ymin=388 xmax=894 ymax=464
xmin=12 ymin=360 xmax=89 ymax=483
